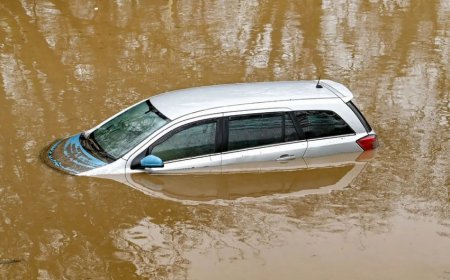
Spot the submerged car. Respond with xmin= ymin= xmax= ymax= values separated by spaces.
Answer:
xmin=45 ymin=80 xmax=378 ymax=176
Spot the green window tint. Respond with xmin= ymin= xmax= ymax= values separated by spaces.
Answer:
xmin=152 ymin=122 xmax=217 ymax=162
xmin=294 ymin=111 xmax=354 ymax=139
xmin=91 ymin=101 xmax=169 ymax=159
xmin=284 ymin=113 xmax=299 ymax=142
xmin=228 ymin=114 xmax=284 ymax=151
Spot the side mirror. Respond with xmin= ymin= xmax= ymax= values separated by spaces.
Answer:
xmin=140 ymin=155 xmax=164 ymax=168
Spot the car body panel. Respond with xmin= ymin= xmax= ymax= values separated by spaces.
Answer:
xmin=303 ymin=135 xmax=364 ymax=158
xmin=221 ymin=141 xmax=308 ymax=172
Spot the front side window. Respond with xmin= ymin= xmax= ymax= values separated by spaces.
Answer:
xmin=294 ymin=110 xmax=354 ymax=139
xmin=89 ymin=100 xmax=169 ymax=159
xmin=151 ymin=121 xmax=217 ymax=162
xmin=227 ymin=113 xmax=298 ymax=151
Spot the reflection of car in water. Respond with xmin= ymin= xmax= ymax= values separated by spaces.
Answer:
xmin=93 ymin=151 xmax=375 ymax=201
xmin=44 ymin=80 xmax=377 ymax=176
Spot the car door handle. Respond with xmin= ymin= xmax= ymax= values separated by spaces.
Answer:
xmin=276 ymin=154 xmax=296 ymax=161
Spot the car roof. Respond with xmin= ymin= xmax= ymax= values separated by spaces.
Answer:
xmin=150 ymin=80 xmax=353 ymax=120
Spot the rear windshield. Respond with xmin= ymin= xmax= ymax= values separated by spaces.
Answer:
xmin=346 ymin=101 xmax=372 ymax=133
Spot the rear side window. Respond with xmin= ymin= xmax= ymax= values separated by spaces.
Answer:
xmin=346 ymin=101 xmax=372 ymax=133
xmin=294 ymin=111 xmax=354 ymax=139
xmin=227 ymin=113 xmax=299 ymax=151
xmin=151 ymin=121 xmax=217 ymax=161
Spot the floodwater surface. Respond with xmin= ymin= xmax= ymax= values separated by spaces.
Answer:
xmin=0 ymin=0 xmax=449 ymax=279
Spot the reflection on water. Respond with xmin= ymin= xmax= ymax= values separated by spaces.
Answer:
xmin=120 ymin=152 xmax=369 ymax=201
xmin=0 ymin=0 xmax=449 ymax=279
xmin=131 ymin=165 xmax=355 ymax=201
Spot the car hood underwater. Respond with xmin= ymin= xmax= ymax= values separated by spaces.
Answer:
xmin=43 ymin=133 xmax=108 ymax=175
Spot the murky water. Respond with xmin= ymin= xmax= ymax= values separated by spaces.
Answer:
xmin=0 ymin=0 xmax=449 ymax=279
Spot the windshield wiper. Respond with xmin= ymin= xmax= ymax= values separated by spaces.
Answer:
xmin=80 ymin=132 xmax=116 ymax=162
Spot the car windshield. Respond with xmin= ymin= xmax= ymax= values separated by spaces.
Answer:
xmin=89 ymin=100 xmax=169 ymax=160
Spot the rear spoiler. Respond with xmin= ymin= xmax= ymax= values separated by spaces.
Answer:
xmin=320 ymin=80 xmax=354 ymax=103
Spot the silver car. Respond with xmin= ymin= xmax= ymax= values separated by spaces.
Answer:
xmin=45 ymin=80 xmax=378 ymax=176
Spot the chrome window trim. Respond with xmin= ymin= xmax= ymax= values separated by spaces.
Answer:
xmin=221 ymin=140 xmax=307 ymax=155
xmin=161 ymin=152 xmax=221 ymax=164
xmin=305 ymin=133 xmax=357 ymax=141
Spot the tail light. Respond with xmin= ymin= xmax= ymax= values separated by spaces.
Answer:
xmin=357 ymin=135 xmax=378 ymax=151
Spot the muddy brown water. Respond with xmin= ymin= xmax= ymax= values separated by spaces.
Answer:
xmin=0 ymin=0 xmax=449 ymax=279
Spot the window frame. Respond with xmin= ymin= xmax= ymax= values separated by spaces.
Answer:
xmin=292 ymin=110 xmax=356 ymax=141
xmin=222 ymin=112 xmax=305 ymax=153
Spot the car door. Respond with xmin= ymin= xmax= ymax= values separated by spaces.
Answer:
xmin=220 ymin=111 xmax=308 ymax=172
xmin=129 ymin=118 xmax=222 ymax=174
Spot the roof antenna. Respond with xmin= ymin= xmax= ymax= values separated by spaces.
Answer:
xmin=316 ymin=76 xmax=323 ymax=88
